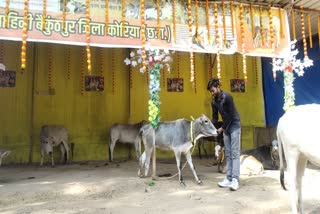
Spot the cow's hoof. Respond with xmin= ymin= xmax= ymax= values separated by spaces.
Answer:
xmin=197 ymin=180 xmax=203 ymax=185
xmin=152 ymin=176 xmax=157 ymax=181
xmin=180 ymin=181 xmax=186 ymax=187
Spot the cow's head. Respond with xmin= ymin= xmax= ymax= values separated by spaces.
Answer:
xmin=41 ymin=136 xmax=56 ymax=155
xmin=193 ymin=114 xmax=218 ymax=141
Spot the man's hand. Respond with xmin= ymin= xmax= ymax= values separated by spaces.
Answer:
xmin=217 ymin=127 xmax=224 ymax=135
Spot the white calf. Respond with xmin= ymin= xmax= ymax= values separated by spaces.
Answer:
xmin=277 ymin=104 xmax=320 ymax=214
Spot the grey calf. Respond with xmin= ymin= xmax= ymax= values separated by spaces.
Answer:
xmin=109 ymin=120 xmax=147 ymax=162
xmin=40 ymin=125 xmax=69 ymax=167
xmin=139 ymin=114 xmax=218 ymax=185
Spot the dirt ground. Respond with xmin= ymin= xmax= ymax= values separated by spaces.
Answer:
xmin=0 ymin=158 xmax=320 ymax=214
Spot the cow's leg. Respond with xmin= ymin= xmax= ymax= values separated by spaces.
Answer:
xmin=185 ymin=151 xmax=202 ymax=185
xmin=174 ymin=150 xmax=184 ymax=186
xmin=286 ymin=149 xmax=301 ymax=214
xmin=296 ymin=155 xmax=307 ymax=214
xmin=134 ymin=141 xmax=141 ymax=161
xmin=144 ymin=147 xmax=153 ymax=177
xmin=51 ymin=150 xmax=55 ymax=167
xmin=60 ymin=144 xmax=65 ymax=163
xmin=152 ymin=145 xmax=156 ymax=180
xmin=62 ymin=141 xmax=69 ymax=163
xmin=138 ymin=151 xmax=146 ymax=177
xmin=109 ymin=137 xmax=117 ymax=162
xmin=40 ymin=148 xmax=44 ymax=166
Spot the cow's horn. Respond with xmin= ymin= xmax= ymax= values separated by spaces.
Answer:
xmin=190 ymin=116 xmax=195 ymax=121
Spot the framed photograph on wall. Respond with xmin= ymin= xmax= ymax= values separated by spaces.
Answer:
xmin=0 ymin=70 xmax=16 ymax=87
xmin=167 ymin=78 xmax=183 ymax=92
xmin=85 ymin=76 xmax=104 ymax=91
xmin=230 ymin=79 xmax=245 ymax=93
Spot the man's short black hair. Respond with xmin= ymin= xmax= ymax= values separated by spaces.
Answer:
xmin=207 ymin=78 xmax=221 ymax=90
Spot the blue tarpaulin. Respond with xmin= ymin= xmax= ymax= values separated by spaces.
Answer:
xmin=262 ymin=35 xmax=320 ymax=126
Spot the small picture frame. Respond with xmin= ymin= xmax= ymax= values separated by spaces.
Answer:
xmin=230 ymin=79 xmax=245 ymax=93
xmin=85 ymin=76 xmax=104 ymax=91
xmin=167 ymin=78 xmax=183 ymax=92
xmin=0 ymin=70 xmax=16 ymax=87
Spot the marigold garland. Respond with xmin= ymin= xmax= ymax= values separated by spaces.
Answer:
xmin=222 ymin=1 xmax=227 ymax=45
xmin=62 ymin=0 xmax=66 ymax=31
xmin=21 ymin=0 xmax=29 ymax=71
xmin=176 ymin=52 xmax=180 ymax=78
xmin=5 ymin=0 xmax=10 ymax=28
xmin=214 ymin=3 xmax=221 ymax=79
xmin=157 ymin=0 xmax=161 ymax=39
xmin=307 ymin=15 xmax=312 ymax=48
xmin=254 ymin=57 xmax=258 ymax=85
xmin=105 ymin=0 xmax=109 ymax=36
xmin=230 ymin=2 xmax=234 ymax=38
xmin=250 ymin=3 xmax=255 ymax=39
xmin=205 ymin=0 xmax=210 ymax=43
xmin=240 ymin=4 xmax=247 ymax=82
xmin=99 ymin=48 xmax=104 ymax=77
xmin=188 ymin=0 xmax=194 ymax=82
xmin=141 ymin=0 xmax=147 ymax=73
xmin=48 ymin=44 xmax=53 ymax=90
xmin=0 ymin=41 xmax=4 ymax=63
xmin=193 ymin=53 xmax=197 ymax=93
xmin=85 ymin=0 xmax=92 ymax=74
xmin=269 ymin=5 xmax=276 ymax=80
xmin=172 ymin=0 xmax=176 ymax=43
xmin=278 ymin=8 xmax=284 ymax=38
xmin=259 ymin=6 xmax=265 ymax=47
xmin=195 ymin=0 xmax=199 ymax=36
xmin=67 ymin=46 xmax=71 ymax=80
xmin=235 ymin=54 xmax=239 ymax=79
xmin=300 ymin=9 xmax=307 ymax=58
xmin=122 ymin=0 xmax=125 ymax=36
xmin=111 ymin=48 xmax=115 ymax=94
xmin=291 ymin=9 xmax=296 ymax=40
xmin=42 ymin=0 xmax=47 ymax=30
xmin=81 ymin=47 xmax=85 ymax=95
xmin=208 ymin=54 xmax=212 ymax=79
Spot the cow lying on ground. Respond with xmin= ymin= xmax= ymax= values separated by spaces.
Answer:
xmin=40 ymin=125 xmax=69 ymax=167
xmin=214 ymin=145 xmax=264 ymax=175
xmin=139 ymin=114 xmax=218 ymax=185
xmin=0 ymin=150 xmax=11 ymax=166
xmin=197 ymin=121 xmax=224 ymax=159
xmin=109 ymin=120 xmax=147 ymax=162
xmin=242 ymin=141 xmax=280 ymax=170
xmin=277 ymin=104 xmax=320 ymax=214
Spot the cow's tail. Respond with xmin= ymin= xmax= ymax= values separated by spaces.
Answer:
xmin=277 ymin=128 xmax=287 ymax=191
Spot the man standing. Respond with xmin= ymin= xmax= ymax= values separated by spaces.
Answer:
xmin=207 ymin=78 xmax=241 ymax=191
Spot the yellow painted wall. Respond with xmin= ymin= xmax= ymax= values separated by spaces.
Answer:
xmin=0 ymin=40 xmax=265 ymax=164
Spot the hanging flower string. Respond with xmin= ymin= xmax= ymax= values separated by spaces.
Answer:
xmin=273 ymin=40 xmax=313 ymax=112
xmin=176 ymin=52 xmax=180 ymax=78
xmin=230 ymin=2 xmax=234 ymax=38
xmin=42 ymin=0 xmax=47 ymax=30
xmin=121 ymin=0 xmax=125 ymax=36
xmin=111 ymin=48 xmax=115 ymax=94
xmin=141 ymin=0 xmax=147 ymax=73
xmin=195 ymin=0 xmax=199 ymax=36
xmin=124 ymin=47 xmax=173 ymax=127
xmin=193 ymin=53 xmax=197 ymax=93
xmin=207 ymin=54 xmax=212 ymax=79
xmin=188 ymin=0 xmax=194 ymax=82
xmin=67 ymin=46 xmax=71 ymax=79
xmin=259 ymin=6 xmax=265 ymax=47
xmin=254 ymin=57 xmax=258 ymax=85
xmin=5 ymin=0 xmax=10 ymax=28
xmin=269 ymin=5 xmax=276 ymax=80
xmin=307 ymin=15 xmax=312 ymax=48
xmin=21 ymin=0 xmax=29 ymax=71
xmin=105 ymin=0 xmax=109 ymax=36
xmin=85 ymin=0 xmax=91 ymax=74
xmin=239 ymin=4 xmax=246 ymax=82
xmin=235 ymin=54 xmax=239 ymax=79
xmin=81 ymin=47 xmax=85 ymax=95
xmin=300 ymin=8 xmax=307 ymax=58
xmin=172 ymin=0 xmax=176 ymax=43
xmin=214 ymin=3 xmax=221 ymax=79
xmin=157 ymin=0 xmax=161 ymax=39
xmin=222 ymin=1 xmax=227 ymax=45
xmin=62 ymin=0 xmax=66 ymax=31
xmin=250 ymin=3 xmax=254 ymax=39
xmin=291 ymin=9 xmax=296 ymax=40
xmin=205 ymin=0 xmax=210 ymax=43
xmin=48 ymin=44 xmax=53 ymax=90
xmin=99 ymin=48 xmax=104 ymax=77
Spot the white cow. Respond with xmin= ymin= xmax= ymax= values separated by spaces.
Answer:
xmin=40 ymin=125 xmax=69 ymax=167
xmin=277 ymin=104 xmax=320 ymax=214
